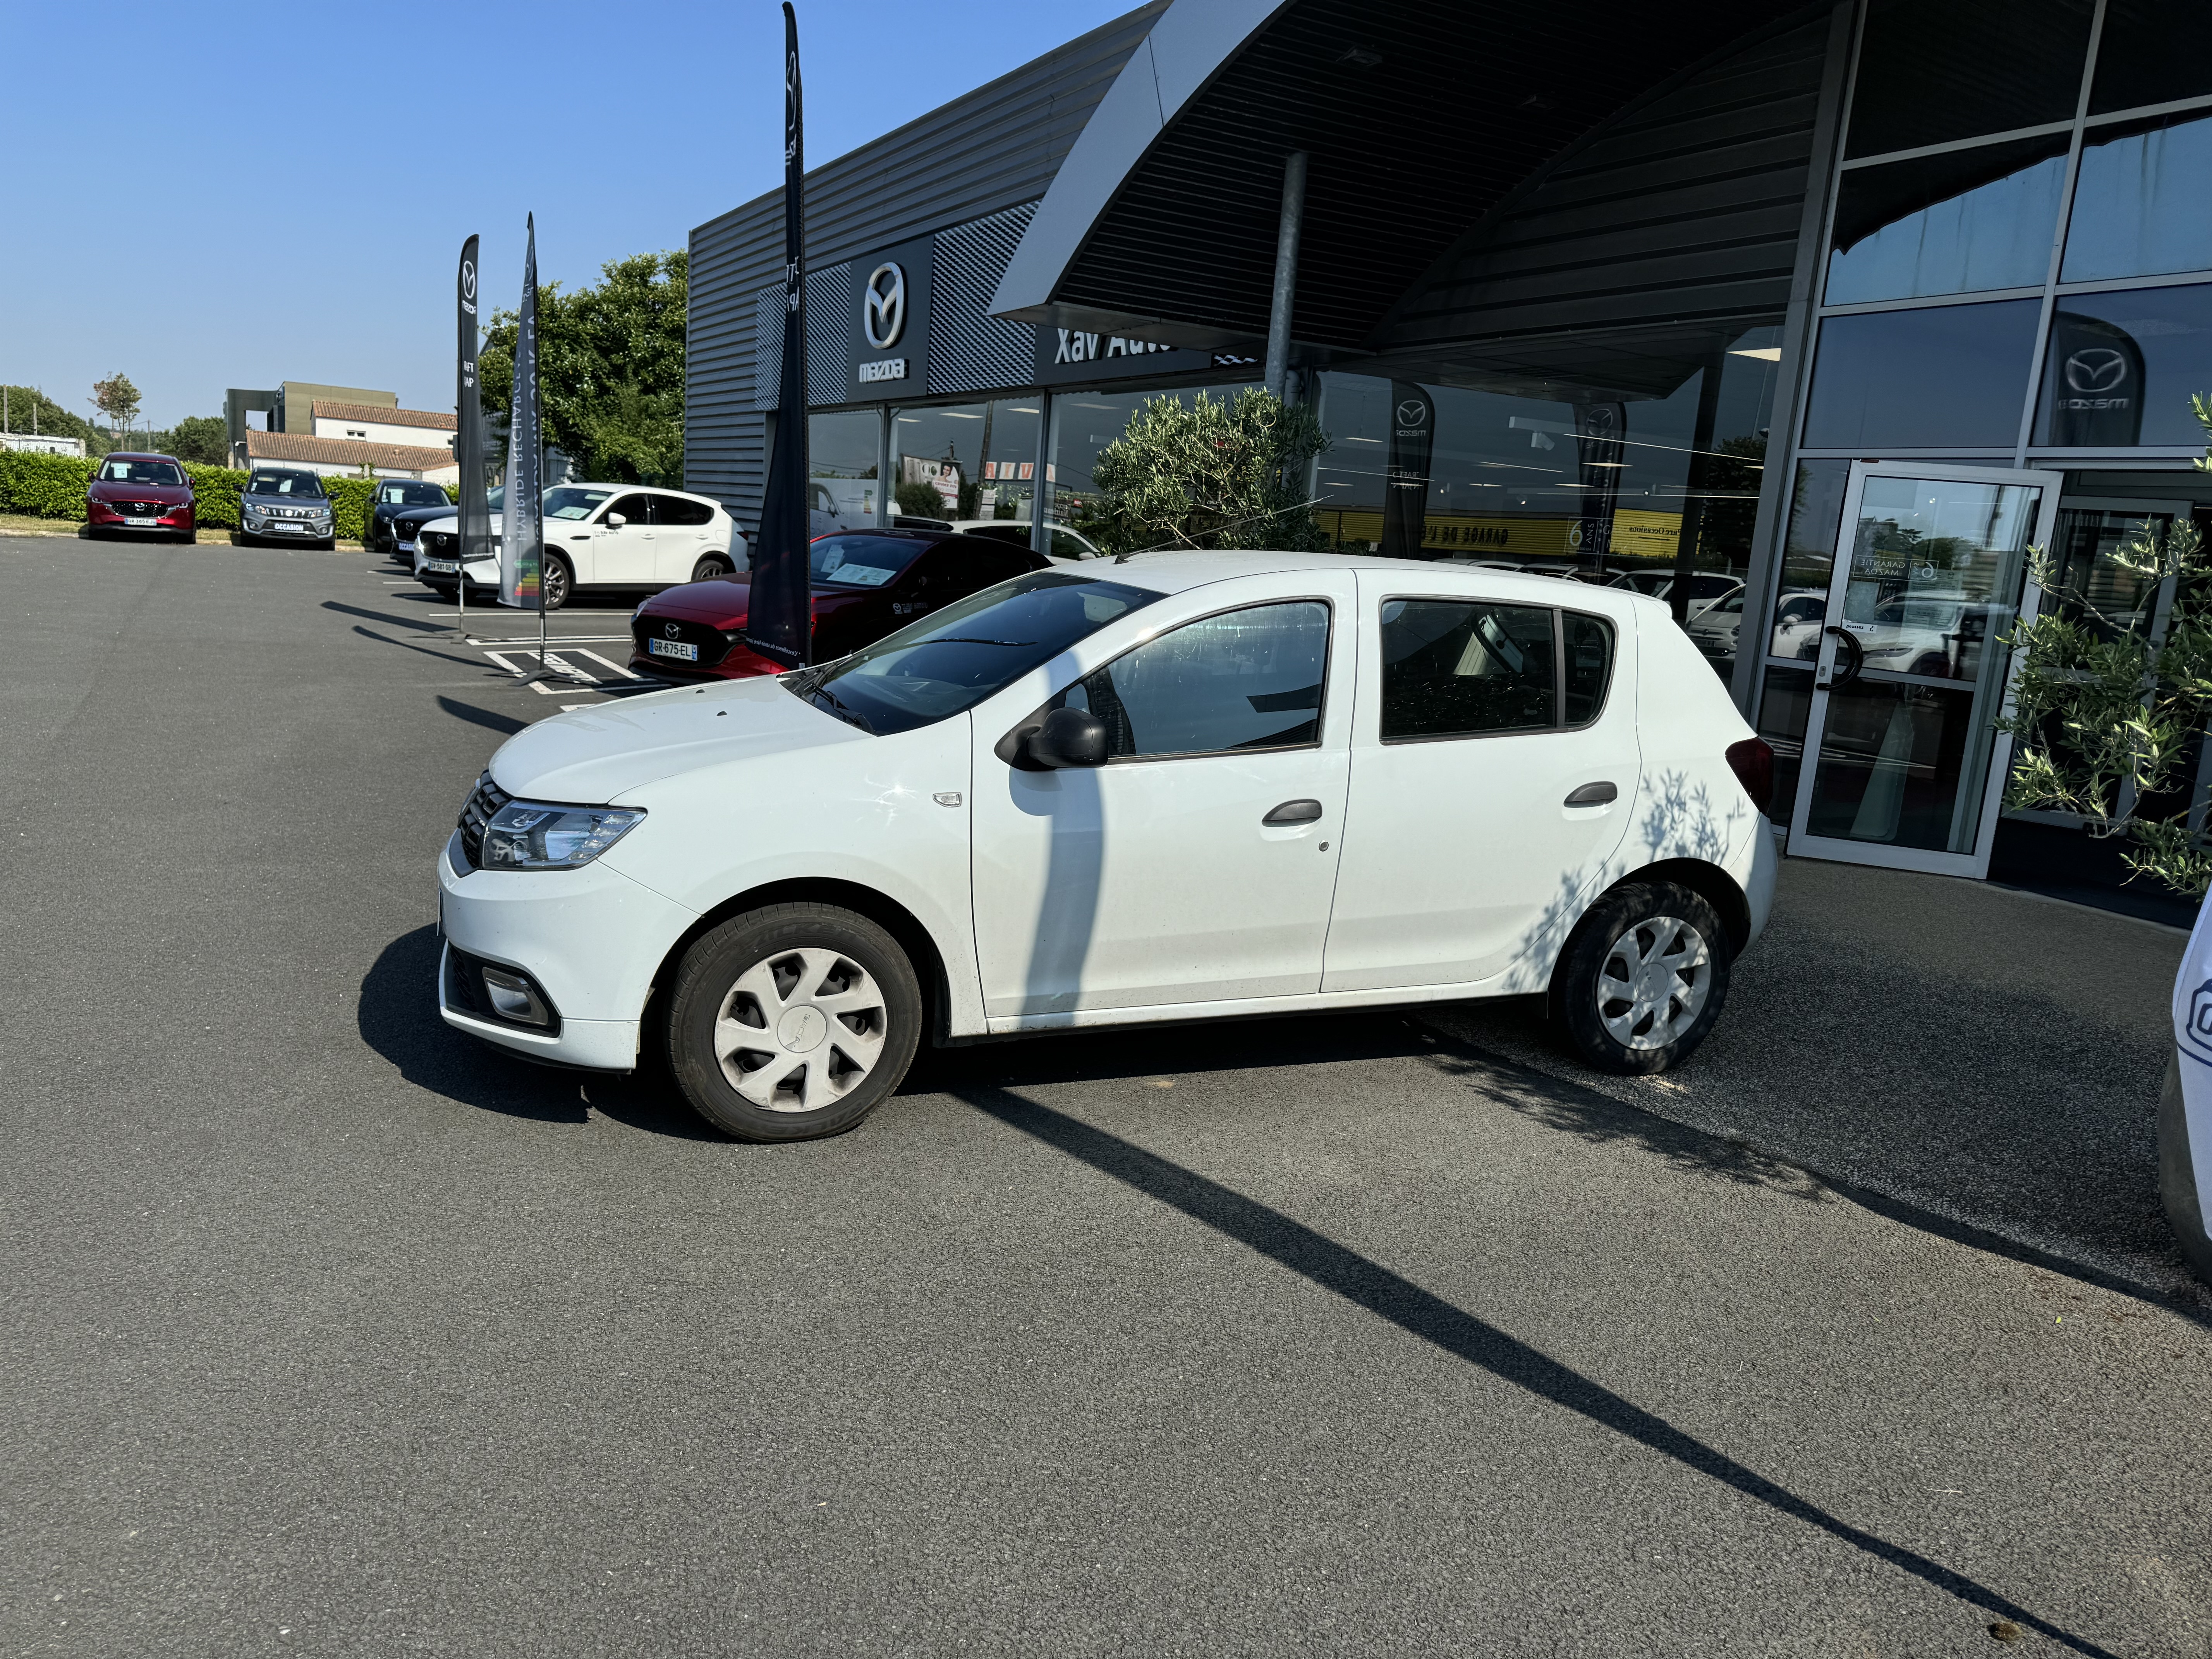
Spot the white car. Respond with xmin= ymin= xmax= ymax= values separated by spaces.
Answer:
xmin=416 ymin=483 xmax=746 ymax=610
xmin=435 ymin=551 xmax=1778 ymax=1141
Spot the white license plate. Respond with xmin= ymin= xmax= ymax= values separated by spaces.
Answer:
xmin=425 ymin=559 xmax=459 ymax=574
xmin=397 ymin=540 xmax=417 ymax=553
xmin=124 ymin=517 xmax=157 ymax=527
xmin=271 ymin=521 xmax=306 ymax=534
xmin=647 ymin=637 xmax=700 ymax=662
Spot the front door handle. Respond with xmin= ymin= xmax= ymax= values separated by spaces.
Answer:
xmin=570 ymin=534 xmax=591 ymax=542
xmin=1262 ymin=799 xmax=1324 ymax=826
xmin=1563 ymin=781 xmax=1617 ymax=807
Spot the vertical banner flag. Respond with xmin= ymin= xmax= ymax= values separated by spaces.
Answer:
xmin=746 ymin=1 xmax=812 ymax=669
xmin=455 ymin=235 xmax=492 ymax=584
xmin=1573 ymin=402 xmax=1626 ymax=571
xmin=1380 ymin=382 xmax=1433 ymax=560
xmin=499 ymin=215 xmax=544 ymax=611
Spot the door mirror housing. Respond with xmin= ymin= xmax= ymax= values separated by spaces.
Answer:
xmin=1027 ymin=706 xmax=1108 ymax=769
xmin=604 ymin=513 xmax=626 ymax=529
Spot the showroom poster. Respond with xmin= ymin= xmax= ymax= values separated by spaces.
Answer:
xmin=499 ymin=216 xmax=543 ymax=612
xmin=2045 ymin=310 xmax=2145 ymax=448
xmin=746 ymin=1 xmax=814 ymax=669
xmin=1573 ymin=402 xmax=1626 ymax=567
xmin=1380 ymin=383 xmax=1432 ymax=560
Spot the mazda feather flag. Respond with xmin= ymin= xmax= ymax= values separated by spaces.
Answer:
xmin=455 ymin=235 xmax=492 ymax=575
xmin=499 ymin=215 xmax=543 ymax=611
xmin=745 ymin=0 xmax=812 ymax=669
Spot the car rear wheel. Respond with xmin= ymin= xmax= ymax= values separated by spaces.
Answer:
xmin=1551 ymin=880 xmax=1731 ymax=1075
xmin=665 ymin=903 xmax=922 ymax=1142
xmin=690 ymin=554 xmax=732 ymax=582
xmin=541 ymin=551 xmax=572 ymax=611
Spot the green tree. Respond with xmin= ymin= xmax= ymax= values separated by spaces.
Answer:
xmin=1086 ymin=387 xmax=1329 ymax=556
xmin=91 ymin=372 xmax=141 ymax=441
xmin=165 ymin=415 xmax=230 ymax=466
xmin=1994 ymin=393 xmax=2212 ymax=895
xmin=2 ymin=386 xmax=98 ymax=445
xmin=479 ymin=249 xmax=687 ymax=486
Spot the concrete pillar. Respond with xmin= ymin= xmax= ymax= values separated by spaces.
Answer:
xmin=1264 ymin=152 xmax=1309 ymax=402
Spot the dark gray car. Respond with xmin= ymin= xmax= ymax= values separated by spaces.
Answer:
xmin=241 ymin=468 xmax=335 ymax=549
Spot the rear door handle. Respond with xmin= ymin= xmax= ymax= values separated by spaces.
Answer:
xmin=1563 ymin=781 xmax=1617 ymax=807
xmin=1262 ymin=799 xmax=1324 ymax=825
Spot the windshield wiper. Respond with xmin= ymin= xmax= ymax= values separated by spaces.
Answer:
xmin=806 ymin=683 xmax=875 ymax=734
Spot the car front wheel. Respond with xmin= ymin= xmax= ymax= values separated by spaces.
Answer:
xmin=665 ymin=903 xmax=922 ymax=1142
xmin=1551 ymin=880 xmax=1731 ymax=1075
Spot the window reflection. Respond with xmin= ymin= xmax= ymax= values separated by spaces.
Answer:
xmin=2062 ymin=111 xmax=2212 ymax=283
xmin=1845 ymin=0 xmax=2093 ymax=160
xmin=1045 ymin=381 xmax=1256 ymax=544
xmin=2088 ymin=0 xmax=2212 ymax=115
xmin=809 ymin=410 xmax=879 ymax=528
xmin=2034 ymin=283 xmax=2212 ymax=447
xmin=1827 ymin=137 xmax=2068 ymax=305
xmin=888 ymin=398 xmax=1041 ymax=528
xmin=1803 ymin=300 xmax=2040 ymax=448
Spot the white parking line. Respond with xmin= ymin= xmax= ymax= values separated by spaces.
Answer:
xmin=573 ymin=648 xmax=641 ymax=680
xmin=467 ymin=634 xmax=633 ymax=645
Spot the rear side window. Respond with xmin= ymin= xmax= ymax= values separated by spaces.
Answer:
xmin=1061 ymin=601 xmax=1330 ymax=759
xmin=656 ymin=493 xmax=714 ymax=526
xmin=1380 ymin=600 xmax=1615 ymax=740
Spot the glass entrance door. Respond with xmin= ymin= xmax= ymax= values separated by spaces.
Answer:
xmin=1784 ymin=462 xmax=2063 ymax=878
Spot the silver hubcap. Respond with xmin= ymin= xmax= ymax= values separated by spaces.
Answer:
xmin=1596 ymin=915 xmax=1711 ymax=1051
xmin=714 ymin=947 xmax=887 ymax=1112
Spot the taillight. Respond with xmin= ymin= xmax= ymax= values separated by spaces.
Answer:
xmin=1726 ymin=737 xmax=1775 ymax=815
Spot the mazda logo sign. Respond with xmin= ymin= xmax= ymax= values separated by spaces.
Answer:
xmin=2064 ymin=347 xmax=2129 ymax=394
xmin=1395 ymin=399 xmax=1427 ymax=427
xmin=461 ymin=260 xmax=476 ymax=301
xmin=863 ymin=263 xmax=907 ymax=350
xmin=664 ymin=622 xmax=680 ymax=638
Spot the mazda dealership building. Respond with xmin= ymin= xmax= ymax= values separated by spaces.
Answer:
xmin=687 ymin=0 xmax=2212 ymax=908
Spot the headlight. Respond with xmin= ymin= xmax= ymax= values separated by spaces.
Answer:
xmin=481 ymin=800 xmax=645 ymax=869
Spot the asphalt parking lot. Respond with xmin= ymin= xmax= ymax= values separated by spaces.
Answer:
xmin=4 ymin=537 xmax=2209 ymax=1658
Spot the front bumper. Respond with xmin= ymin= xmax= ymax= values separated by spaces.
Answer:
xmin=246 ymin=517 xmax=332 ymax=539
xmin=435 ymin=829 xmax=699 ymax=1070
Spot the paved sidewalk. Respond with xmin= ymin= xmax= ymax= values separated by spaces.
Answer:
xmin=1429 ymin=850 xmax=2205 ymax=1310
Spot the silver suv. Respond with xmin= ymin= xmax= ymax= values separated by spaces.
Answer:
xmin=240 ymin=469 xmax=335 ymax=549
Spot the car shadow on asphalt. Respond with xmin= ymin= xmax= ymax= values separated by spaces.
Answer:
xmin=951 ymin=1080 xmax=2116 ymax=1659
xmin=356 ymin=926 xmax=723 ymax=1141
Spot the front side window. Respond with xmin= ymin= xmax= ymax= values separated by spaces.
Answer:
xmin=1059 ymin=601 xmax=1330 ymax=759
xmin=603 ymin=492 xmax=654 ymax=526
xmin=1382 ymin=600 xmax=1556 ymax=740
xmin=797 ymin=570 xmax=1161 ymax=736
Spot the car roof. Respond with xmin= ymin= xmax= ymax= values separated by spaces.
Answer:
xmin=105 ymin=451 xmax=182 ymax=463
xmin=1092 ymin=549 xmax=1651 ymax=612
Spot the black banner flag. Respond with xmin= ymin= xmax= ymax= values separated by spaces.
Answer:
xmin=455 ymin=235 xmax=492 ymax=577
xmin=747 ymin=0 xmax=813 ymax=669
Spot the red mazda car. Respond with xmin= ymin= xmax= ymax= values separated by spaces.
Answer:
xmin=630 ymin=528 xmax=1049 ymax=681
xmin=86 ymin=452 xmax=196 ymax=542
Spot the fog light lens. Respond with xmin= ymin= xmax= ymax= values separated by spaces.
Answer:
xmin=481 ymin=966 xmax=550 ymax=1026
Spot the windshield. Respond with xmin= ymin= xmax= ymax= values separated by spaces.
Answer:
xmin=248 ymin=471 xmax=325 ymax=498
xmin=544 ymin=486 xmax=613 ymax=520
xmin=810 ymin=533 xmax=931 ymax=589
xmin=100 ymin=459 xmax=184 ymax=486
xmin=382 ymin=482 xmax=447 ymax=507
xmin=792 ymin=570 xmax=1161 ymax=736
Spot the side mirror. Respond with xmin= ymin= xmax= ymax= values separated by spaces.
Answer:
xmin=605 ymin=513 xmax=626 ymax=529
xmin=1028 ymin=706 xmax=1108 ymax=769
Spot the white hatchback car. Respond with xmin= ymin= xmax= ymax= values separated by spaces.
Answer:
xmin=416 ymin=483 xmax=746 ymax=609
xmin=436 ymin=552 xmax=1777 ymax=1141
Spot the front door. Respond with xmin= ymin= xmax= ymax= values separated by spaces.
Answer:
xmin=1785 ymin=462 xmax=2062 ymax=878
xmin=969 ymin=584 xmax=1353 ymax=1020
xmin=591 ymin=493 xmax=659 ymax=584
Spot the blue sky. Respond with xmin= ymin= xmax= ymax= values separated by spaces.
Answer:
xmin=2 ymin=0 xmax=1133 ymax=430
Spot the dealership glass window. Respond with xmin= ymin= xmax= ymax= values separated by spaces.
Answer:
xmin=1045 ymin=381 xmax=1256 ymax=544
xmin=809 ymin=410 xmax=881 ymax=528
xmin=1802 ymin=300 xmax=2040 ymax=450
xmin=888 ymin=399 xmax=1042 ymax=525
xmin=2087 ymin=0 xmax=2212 ymax=115
xmin=2033 ymin=284 xmax=2212 ymax=447
xmin=2061 ymin=111 xmax=2212 ymax=284
xmin=1844 ymin=0 xmax=2094 ymax=160
xmin=1756 ymin=666 xmax=1815 ymax=812
xmin=1826 ymin=137 xmax=2069 ymax=305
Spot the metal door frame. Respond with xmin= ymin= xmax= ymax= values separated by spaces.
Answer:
xmin=1785 ymin=461 xmax=2065 ymax=879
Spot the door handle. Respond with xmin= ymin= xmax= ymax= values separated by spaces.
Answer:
xmin=1563 ymin=781 xmax=1617 ymax=807
xmin=1821 ymin=625 xmax=1865 ymax=689
xmin=570 ymin=535 xmax=591 ymax=542
xmin=1262 ymin=799 xmax=1324 ymax=825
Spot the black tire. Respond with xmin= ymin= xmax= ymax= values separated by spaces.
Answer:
xmin=541 ymin=551 xmax=572 ymax=611
xmin=665 ymin=903 xmax=922 ymax=1142
xmin=1551 ymin=880 xmax=1732 ymax=1075
xmin=690 ymin=554 xmax=733 ymax=582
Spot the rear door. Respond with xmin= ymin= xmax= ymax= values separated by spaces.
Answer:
xmin=649 ymin=492 xmax=716 ymax=582
xmin=1323 ymin=573 xmax=1641 ymax=993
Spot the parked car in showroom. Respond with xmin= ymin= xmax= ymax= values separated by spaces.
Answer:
xmin=629 ymin=527 xmax=1048 ymax=681
xmin=366 ymin=479 xmax=455 ymax=557
xmin=85 ymin=453 xmax=194 ymax=541
xmin=416 ymin=483 xmax=744 ymax=608
xmin=438 ymin=552 xmax=1777 ymax=1143
xmin=240 ymin=468 xmax=335 ymax=548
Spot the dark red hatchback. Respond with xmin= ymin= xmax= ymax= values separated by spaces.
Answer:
xmin=86 ymin=452 xmax=196 ymax=541
xmin=629 ymin=528 xmax=1049 ymax=681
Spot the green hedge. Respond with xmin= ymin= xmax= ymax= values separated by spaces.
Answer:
xmin=0 ymin=450 xmax=453 ymax=540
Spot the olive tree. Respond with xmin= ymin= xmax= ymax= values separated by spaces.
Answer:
xmin=1995 ymin=395 xmax=2212 ymax=896
xmin=1086 ymin=387 xmax=1329 ymax=555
